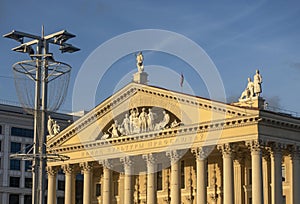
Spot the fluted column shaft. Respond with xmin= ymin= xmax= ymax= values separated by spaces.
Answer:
xmin=63 ymin=164 xmax=73 ymax=204
xmin=101 ymin=160 xmax=112 ymax=204
xmin=47 ymin=167 xmax=57 ymax=204
xmin=167 ymin=150 xmax=181 ymax=204
xmin=270 ymin=145 xmax=283 ymax=204
xmin=121 ymin=156 xmax=133 ymax=204
xmin=248 ymin=141 xmax=264 ymax=204
xmin=80 ymin=162 xmax=93 ymax=204
xmin=218 ymin=144 xmax=234 ymax=204
xmin=143 ymin=154 xmax=157 ymax=204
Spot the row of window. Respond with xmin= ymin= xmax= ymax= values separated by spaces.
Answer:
xmin=0 ymin=125 xmax=34 ymax=138
xmin=9 ymin=177 xmax=32 ymax=188
xmin=9 ymin=194 xmax=64 ymax=204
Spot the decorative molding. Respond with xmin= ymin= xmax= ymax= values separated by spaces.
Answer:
xmin=120 ymin=156 xmax=133 ymax=173
xmin=217 ymin=143 xmax=233 ymax=158
xmin=80 ymin=162 xmax=93 ymax=173
xmin=99 ymin=159 xmax=112 ymax=169
xmin=166 ymin=150 xmax=180 ymax=164
xmin=62 ymin=164 xmax=73 ymax=174
xmin=46 ymin=166 xmax=58 ymax=176
xmin=142 ymin=153 xmax=156 ymax=171
xmin=246 ymin=140 xmax=264 ymax=154
xmin=191 ymin=146 xmax=213 ymax=160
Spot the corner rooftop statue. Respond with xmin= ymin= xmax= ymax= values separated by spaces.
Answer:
xmin=133 ymin=51 xmax=148 ymax=84
xmin=234 ymin=69 xmax=264 ymax=108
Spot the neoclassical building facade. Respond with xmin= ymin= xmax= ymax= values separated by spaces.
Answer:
xmin=46 ymin=73 xmax=300 ymax=204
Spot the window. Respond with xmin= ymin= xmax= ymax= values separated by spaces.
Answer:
xmin=11 ymin=127 xmax=34 ymax=138
xmin=0 ymin=140 xmax=2 ymax=151
xmin=282 ymin=165 xmax=286 ymax=182
xmin=157 ymin=163 xmax=163 ymax=191
xmin=9 ymin=194 xmax=19 ymax=204
xmin=24 ymin=195 xmax=32 ymax=204
xmin=58 ymin=180 xmax=65 ymax=190
xmin=25 ymin=178 xmax=32 ymax=188
xmin=11 ymin=142 xmax=21 ymax=153
xmin=10 ymin=177 xmax=20 ymax=187
xmin=10 ymin=160 xmax=20 ymax=170
xmin=181 ymin=160 xmax=185 ymax=189
xmin=0 ymin=125 xmax=2 ymax=134
xmin=25 ymin=160 xmax=32 ymax=171
xmin=96 ymin=183 xmax=101 ymax=196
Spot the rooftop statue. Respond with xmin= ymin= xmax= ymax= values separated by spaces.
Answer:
xmin=240 ymin=77 xmax=254 ymax=100
xmin=239 ymin=70 xmax=263 ymax=101
xmin=253 ymin=69 xmax=262 ymax=97
xmin=136 ymin=51 xmax=144 ymax=73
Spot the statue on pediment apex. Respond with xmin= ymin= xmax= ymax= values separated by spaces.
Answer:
xmin=136 ymin=51 xmax=144 ymax=73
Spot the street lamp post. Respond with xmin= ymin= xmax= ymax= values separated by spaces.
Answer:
xmin=4 ymin=26 xmax=79 ymax=204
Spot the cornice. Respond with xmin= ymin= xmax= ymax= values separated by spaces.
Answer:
xmin=47 ymin=115 xmax=260 ymax=154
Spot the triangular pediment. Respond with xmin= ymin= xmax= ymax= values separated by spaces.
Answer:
xmin=47 ymin=83 xmax=258 ymax=149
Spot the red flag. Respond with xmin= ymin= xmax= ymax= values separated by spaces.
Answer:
xmin=180 ymin=73 xmax=184 ymax=87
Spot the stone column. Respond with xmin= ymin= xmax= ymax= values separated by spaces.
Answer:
xmin=262 ymin=151 xmax=271 ymax=204
xmin=121 ymin=156 xmax=133 ymax=204
xmin=100 ymin=159 xmax=112 ymax=204
xmin=247 ymin=140 xmax=264 ymax=204
xmin=269 ymin=144 xmax=283 ymax=204
xmin=234 ymin=157 xmax=244 ymax=204
xmin=290 ymin=146 xmax=300 ymax=204
xmin=80 ymin=162 xmax=93 ymax=204
xmin=192 ymin=147 xmax=209 ymax=204
xmin=218 ymin=144 xmax=234 ymax=204
xmin=47 ymin=166 xmax=58 ymax=204
xmin=143 ymin=154 xmax=157 ymax=204
xmin=62 ymin=164 xmax=74 ymax=204
xmin=166 ymin=150 xmax=181 ymax=204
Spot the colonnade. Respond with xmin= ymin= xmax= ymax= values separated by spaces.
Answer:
xmin=47 ymin=141 xmax=300 ymax=204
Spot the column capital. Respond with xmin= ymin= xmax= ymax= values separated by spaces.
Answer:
xmin=99 ymin=159 xmax=112 ymax=169
xmin=142 ymin=153 xmax=156 ymax=169
xmin=166 ymin=150 xmax=180 ymax=164
xmin=80 ymin=162 xmax=93 ymax=173
xmin=246 ymin=140 xmax=264 ymax=154
xmin=46 ymin=166 xmax=58 ymax=176
xmin=191 ymin=146 xmax=212 ymax=161
xmin=62 ymin=164 xmax=73 ymax=174
xmin=267 ymin=142 xmax=283 ymax=157
xmin=217 ymin=143 xmax=233 ymax=157
xmin=120 ymin=156 xmax=133 ymax=173
xmin=289 ymin=145 xmax=300 ymax=161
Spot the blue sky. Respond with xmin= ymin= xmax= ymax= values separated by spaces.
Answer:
xmin=1 ymin=1 xmax=300 ymax=113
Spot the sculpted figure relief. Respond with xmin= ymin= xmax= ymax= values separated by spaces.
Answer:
xmin=101 ymin=108 xmax=180 ymax=139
